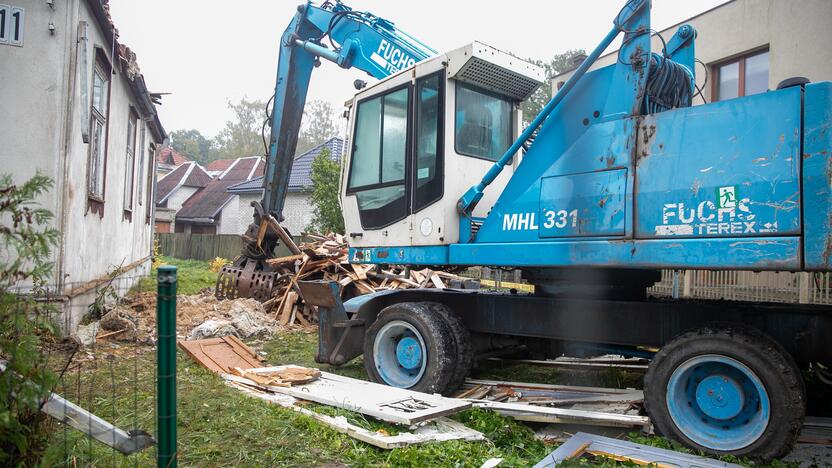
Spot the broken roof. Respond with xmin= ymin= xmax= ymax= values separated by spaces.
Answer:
xmin=86 ymin=0 xmax=166 ymax=142
xmin=227 ymin=137 xmax=344 ymax=194
xmin=176 ymin=157 xmax=264 ymax=222
xmin=156 ymin=162 xmax=213 ymax=204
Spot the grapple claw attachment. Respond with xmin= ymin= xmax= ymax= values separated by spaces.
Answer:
xmin=215 ymin=260 xmax=279 ymax=302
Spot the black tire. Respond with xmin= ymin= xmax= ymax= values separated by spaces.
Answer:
xmin=426 ymin=302 xmax=473 ymax=393
xmin=644 ymin=325 xmax=805 ymax=461
xmin=363 ymin=302 xmax=456 ymax=394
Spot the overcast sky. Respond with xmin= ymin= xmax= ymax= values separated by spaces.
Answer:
xmin=108 ymin=0 xmax=728 ymax=138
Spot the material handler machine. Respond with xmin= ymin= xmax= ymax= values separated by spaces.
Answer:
xmin=219 ymin=0 xmax=832 ymax=460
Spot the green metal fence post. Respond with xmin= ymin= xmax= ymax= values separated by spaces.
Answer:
xmin=157 ymin=265 xmax=177 ymax=468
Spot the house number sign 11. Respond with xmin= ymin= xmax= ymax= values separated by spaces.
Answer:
xmin=0 ymin=4 xmax=24 ymax=47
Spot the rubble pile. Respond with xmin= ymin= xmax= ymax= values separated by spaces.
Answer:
xmin=75 ymin=291 xmax=282 ymax=346
xmin=263 ymin=233 xmax=476 ymax=326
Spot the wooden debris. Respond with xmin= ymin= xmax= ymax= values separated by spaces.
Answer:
xmin=178 ymin=336 xmax=263 ymax=374
xmin=260 ymin=233 xmax=474 ymax=326
xmin=229 ymin=366 xmax=321 ymax=387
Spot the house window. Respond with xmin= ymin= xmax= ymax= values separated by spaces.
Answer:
xmin=88 ymin=55 xmax=110 ymax=206
xmin=146 ymin=144 xmax=155 ymax=223
xmin=124 ymin=109 xmax=137 ymax=215
xmin=712 ymin=49 xmax=769 ymax=101
xmin=137 ymin=123 xmax=145 ymax=206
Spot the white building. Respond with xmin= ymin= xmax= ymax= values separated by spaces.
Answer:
xmin=227 ymin=137 xmax=344 ymax=236
xmin=174 ymin=157 xmax=264 ymax=235
xmin=0 ymin=0 xmax=165 ymax=333
xmin=155 ymin=161 xmax=212 ymax=233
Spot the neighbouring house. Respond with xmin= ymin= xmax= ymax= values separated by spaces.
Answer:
xmin=0 ymin=0 xmax=165 ymax=333
xmin=175 ymin=157 xmax=264 ymax=234
xmin=553 ymin=0 xmax=832 ymax=103
xmin=205 ymin=158 xmax=236 ymax=178
xmin=155 ymin=161 xmax=213 ymax=233
xmin=155 ymin=146 xmax=191 ymax=178
xmin=227 ymin=137 xmax=344 ymax=235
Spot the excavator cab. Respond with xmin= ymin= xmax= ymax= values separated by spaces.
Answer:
xmin=341 ymin=42 xmax=544 ymax=250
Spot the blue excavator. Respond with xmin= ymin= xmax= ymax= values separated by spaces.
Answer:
xmin=219 ymin=0 xmax=832 ymax=460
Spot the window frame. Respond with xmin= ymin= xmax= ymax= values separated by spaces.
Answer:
xmin=87 ymin=48 xmax=112 ymax=216
xmin=346 ymin=81 xmax=413 ymax=195
xmin=412 ymin=71 xmax=445 ymax=212
xmin=145 ymin=144 xmax=155 ymax=224
xmin=453 ymin=81 xmax=514 ymax=163
xmin=345 ymin=81 xmax=413 ymax=230
xmin=123 ymin=108 xmax=138 ymax=217
xmin=711 ymin=47 xmax=770 ymax=102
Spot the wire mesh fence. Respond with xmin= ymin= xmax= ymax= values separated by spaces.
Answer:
xmin=3 ymin=272 xmax=160 ymax=467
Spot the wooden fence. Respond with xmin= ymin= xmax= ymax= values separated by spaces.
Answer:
xmin=156 ymin=233 xmax=299 ymax=262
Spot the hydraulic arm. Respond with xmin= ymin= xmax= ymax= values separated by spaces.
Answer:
xmin=216 ymin=1 xmax=435 ymax=300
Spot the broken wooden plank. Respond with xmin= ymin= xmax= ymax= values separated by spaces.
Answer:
xmin=533 ymin=432 xmax=742 ymax=468
xmin=228 ymin=381 xmax=484 ymax=449
xmin=224 ymin=366 xmax=471 ymax=425
xmin=178 ymin=336 xmax=263 ymax=374
xmin=468 ymin=400 xmax=649 ymax=427
xmin=265 ymin=254 xmax=304 ymax=266
xmin=430 ymin=274 xmax=446 ymax=289
xmin=265 ymin=215 xmax=301 ymax=255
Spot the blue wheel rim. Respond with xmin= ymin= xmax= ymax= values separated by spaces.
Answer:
xmin=373 ymin=320 xmax=427 ymax=388
xmin=666 ymin=354 xmax=770 ymax=451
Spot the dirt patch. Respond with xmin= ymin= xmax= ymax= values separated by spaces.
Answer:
xmin=77 ymin=291 xmax=305 ymax=346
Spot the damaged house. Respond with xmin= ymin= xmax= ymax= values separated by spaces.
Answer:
xmin=0 ymin=0 xmax=165 ymax=333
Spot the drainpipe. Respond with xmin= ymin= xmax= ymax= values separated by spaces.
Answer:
xmin=57 ymin=1 xmax=83 ymax=308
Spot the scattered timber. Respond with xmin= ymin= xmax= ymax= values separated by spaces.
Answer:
xmin=259 ymin=233 xmax=474 ymax=326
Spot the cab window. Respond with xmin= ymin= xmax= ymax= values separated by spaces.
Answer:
xmin=455 ymin=82 xmax=512 ymax=161
xmin=347 ymin=86 xmax=410 ymax=229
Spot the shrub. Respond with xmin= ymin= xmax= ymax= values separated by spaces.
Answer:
xmin=0 ymin=172 xmax=61 ymax=465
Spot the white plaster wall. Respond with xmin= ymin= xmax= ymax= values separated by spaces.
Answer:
xmin=553 ymin=0 xmax=832 ymax=102
xmin=166 ymin=186 xmax=198 ymax=211
xmin=283 ymin=192 xmax=314 ymax=235
xmin=217 ymin=196 xmax=240 ymax=235
xmin=236 ymin=193 xmax=261 ymax=234
xmin=0 ymin=0 xmax=158 ymax=333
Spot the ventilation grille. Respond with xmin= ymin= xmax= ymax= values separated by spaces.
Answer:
xmin=456 ymin=57 xmax=540 ymax=101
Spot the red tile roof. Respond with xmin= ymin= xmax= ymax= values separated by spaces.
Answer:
xmin=156 ymin=162 xmax=212 ymax=203
xmin=206 ymin=159 xmax=236 ymax=172
xmin=176 ymin=157 xmax=264 ymax=221
xmin=156 ymin=147 xmax=191 ymax=168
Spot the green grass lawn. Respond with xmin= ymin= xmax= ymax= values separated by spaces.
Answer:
xmin=44 ymin=258 xmax=792 ymax=467
xmin=137 ymin=256 xmax=218 ymax=295
xmin=44 ymin=330 xmax=785 ymax=467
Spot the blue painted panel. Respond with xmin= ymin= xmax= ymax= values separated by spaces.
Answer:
xmin=475 ymin=114 xmax=636 ymax=243
xmin=538 ymin=169 xmax=627 ymax=238
xmin=450 ymin=237 xmax=800 ymax=270
xmin=636 ymin=87 xmax=802 ymax=239
xmin=803 ymin=82 xmax=832 ymax=270
xmin=349 ymin=245 xmax=448 ymax=265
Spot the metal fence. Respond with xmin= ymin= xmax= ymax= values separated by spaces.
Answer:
xmin=3 ymin=273 xmax=162 ymax=466
xmin=648 ymin=269 xmax=832 ymax=304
